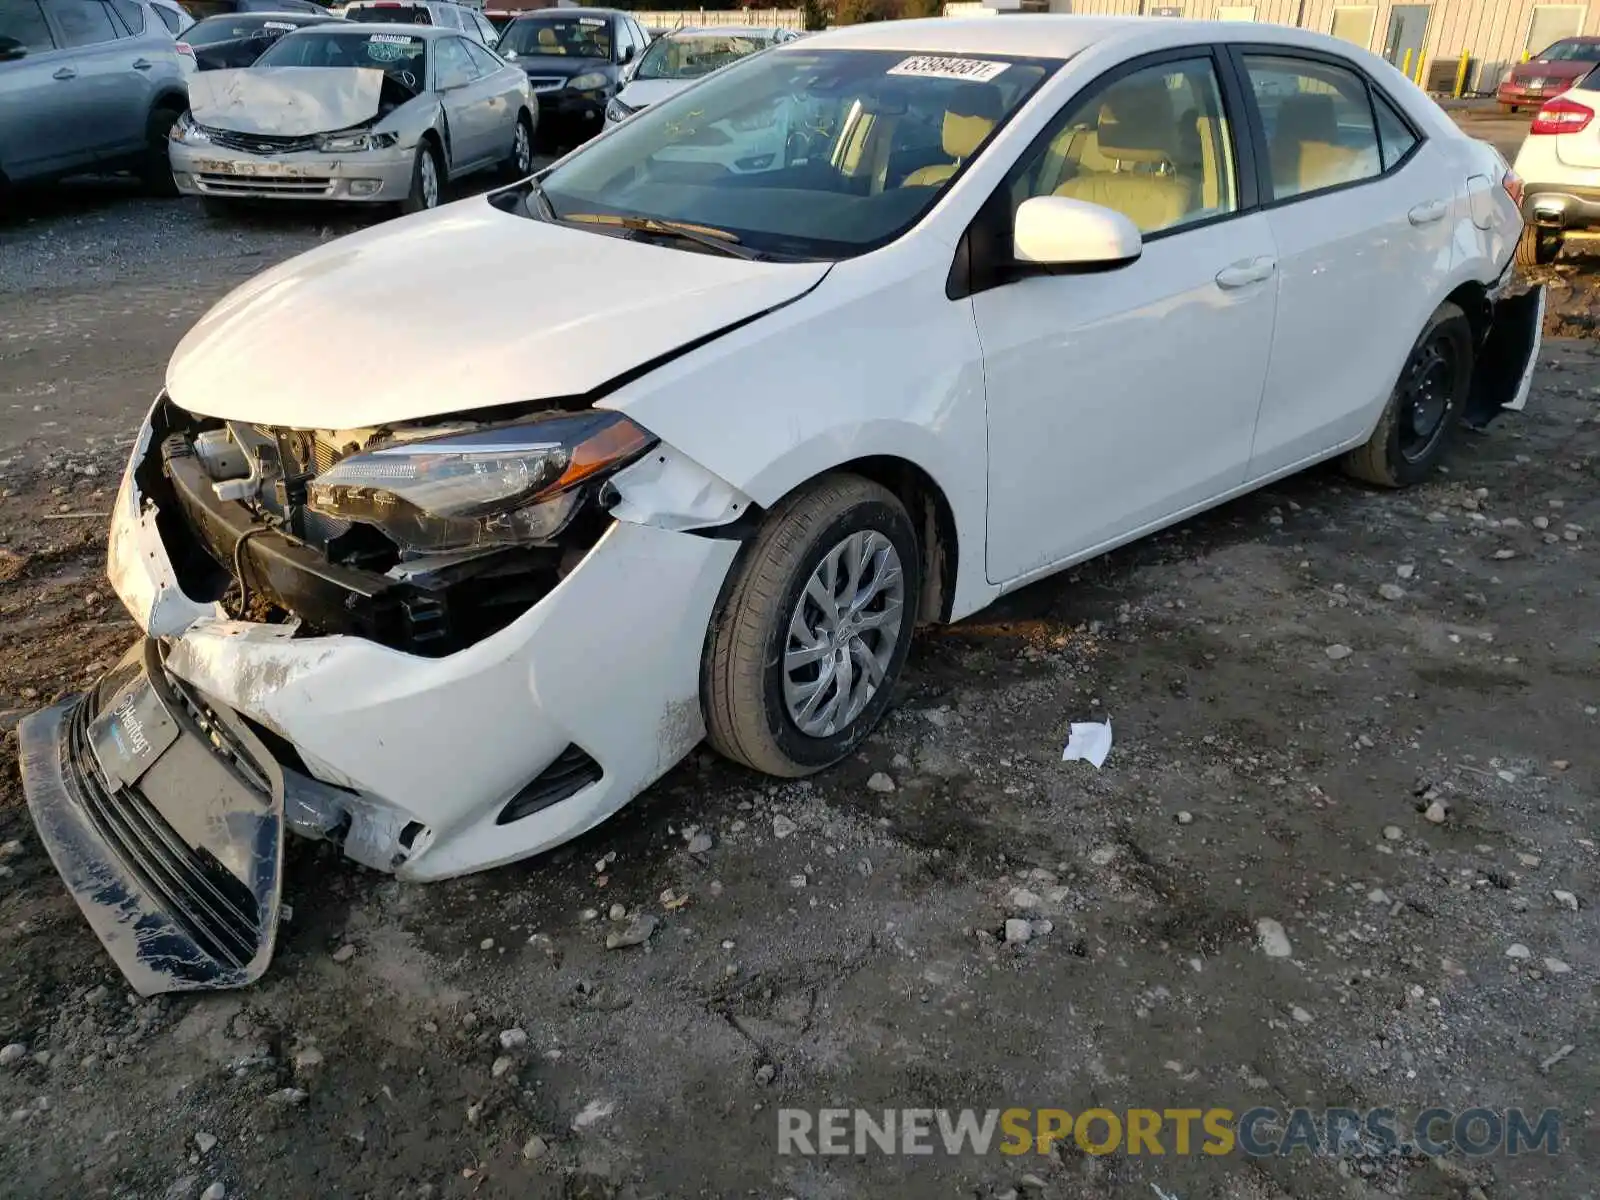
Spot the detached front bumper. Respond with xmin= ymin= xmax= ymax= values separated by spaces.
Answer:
xmin=169 ymin=140 xmax=415 ymax=202
xmin=1464 ymin=277 xmax=1545 ymax=428
xmin=19 ymin=641 xmax=286 ymax=996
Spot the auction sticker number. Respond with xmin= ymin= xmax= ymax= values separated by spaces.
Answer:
xmin=887 ymin=55 xmax=1009 ymax=83
xmin=369 ymin=33 xmax=416 ymax=44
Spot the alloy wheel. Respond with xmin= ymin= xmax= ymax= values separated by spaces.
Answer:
xmin=420 ymin=151 xmax=440 ymax=209
xmin=782 ymin=530 xmax=905 ymax=738
xmin=514 ymin=122 xmax=532 ymax=173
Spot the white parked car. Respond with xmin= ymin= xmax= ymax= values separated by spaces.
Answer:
xmin=605 ymin=25 xmax=796 ymax=125
xmin=1510 ymin=68 xmax=1600 ymax=265
xmin=21 ymin=16 xmax=1543 ymax=993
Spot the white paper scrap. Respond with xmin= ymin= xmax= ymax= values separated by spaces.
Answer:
xmin=1062 ymin=720 xmax=1113 ymax=769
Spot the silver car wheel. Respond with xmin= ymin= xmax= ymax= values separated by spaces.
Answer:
xmin=420 ymin=150 xmax=440 ymax=209
xmin=513 ymin=121 xmax=532 ymax=173
xmin=782 ymin=530 xmax=905 ymax=738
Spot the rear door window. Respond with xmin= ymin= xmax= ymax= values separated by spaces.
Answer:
xmin=109 ymin=0 xmax=143 ymax=33
xmin=1241 ymin=53 xmax=1382 ymax=201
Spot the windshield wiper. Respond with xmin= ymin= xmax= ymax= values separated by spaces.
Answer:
xmin=563 ymin=212 xmax=766 ymax=261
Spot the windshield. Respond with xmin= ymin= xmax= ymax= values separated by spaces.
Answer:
xmin=499 ymin=15 xmax=612 ymax=59
xmin=254 ymin=29 xmax=429 ymax=85
xmin=634 ymin=30 xmax=775 ymax=81
xmin=186 ymin=14 xmax=309 ymax=44
xmin=537 ymin=48 xmax=1052 ymax=259
xmin=1535 ymin=39 xmax=1600 ymax=61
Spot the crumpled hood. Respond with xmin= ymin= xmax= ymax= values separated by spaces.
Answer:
xmin=616 ymin=77 xmax=691 ymax=111
xmin=166 ymin=199 xmax=831 ymax=428
xmin=188 ymin=66 xmax=385 ymax=136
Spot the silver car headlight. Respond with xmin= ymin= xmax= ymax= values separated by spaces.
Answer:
xmin=568 ymin=71 xmax=608 ymax=92
xmin=170 ymin=113 xmax=210 ymax=145
xmin=305 ymin=411 xmax=655 ymax=553
xmin=605 ymin=97 xmax=638 ymax=123
xmin=316 ymin=130 xmax=400 ymax=154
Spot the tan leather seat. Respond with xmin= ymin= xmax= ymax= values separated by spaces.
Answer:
xmin=1053 ymin=80 xmax=1195 ymax=233
xmin=537 ymin=27 xmax=565 ymax=53
xmin=902 ymin=83 xmax=1003 ymax=188
xmin=1270 ymin=93 xmax=1370 ymax=196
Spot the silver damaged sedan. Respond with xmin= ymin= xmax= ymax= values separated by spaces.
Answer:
xmin=169 ymin=24 xmax=536 ymax=213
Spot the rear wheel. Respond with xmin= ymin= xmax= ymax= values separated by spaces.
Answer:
xmin=702 ymin=474 xmax=921 ymax=777
xmin=502 ymin=112 xmax=534 ymax=179
xmin=1514 ymin=224 xmax=1563 ymax=268
xmin=1341 ymin=301 xmax=1474 ymax=488
xmin=400 ymin=141 xmax=442 ymax=216
xmin=141 ymin=105 xmax=183 ymax=197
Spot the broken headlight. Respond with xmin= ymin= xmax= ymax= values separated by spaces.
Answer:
xmin=316 ymin=130 xmax=400 ymax=153
xmin=305 ymin=411 xmax=653 ymax=554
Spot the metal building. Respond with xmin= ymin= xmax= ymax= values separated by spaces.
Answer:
xmin=977 ymin=1 xmax=1600 ymax=94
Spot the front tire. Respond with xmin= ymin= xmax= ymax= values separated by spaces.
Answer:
xmin=400 ymin=141 xmax=442 ymax=215
xmin=141 ymin=106 xmax=183 ymax=197
xmin=702 ymin=474 xmax=921 ymax=777
xmin=1341 ymin=301 xmax=1474 ymax=488
xmin=1515 ymin=224 xmax=1562 ymax=268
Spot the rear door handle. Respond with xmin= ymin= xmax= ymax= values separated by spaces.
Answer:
xmin=53 ymin=66 xmax=77 ymax=80
xmin=132 ymin=57 xmax=153 ymax=70
xmin=1409 ymin=199 xmax=1448 ymax=225
xmin=1215 ymin=256 xmax=1276 ymax=289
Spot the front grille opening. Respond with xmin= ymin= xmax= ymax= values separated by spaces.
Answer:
xmin=496 ymin=745 xmax=602 ymax=825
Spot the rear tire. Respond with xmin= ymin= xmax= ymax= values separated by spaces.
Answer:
xmin=502 ymin=111 xmax=535 ymax=179
xmin=400 ymin=141 xmax=442 ymax=216
xmin=1341 ymin=302 xmax=1474 ymax=488
xmin=141 ymin=105 xmax=183 ymax=197
xmin=1514 ymin=224 xmax=1563 ymax=268
xmin=702 ymin=474 xmax=921 ymax=777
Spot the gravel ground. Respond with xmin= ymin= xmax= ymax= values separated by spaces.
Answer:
xmin=0 ymin=172 xmax=1596 ymax=1200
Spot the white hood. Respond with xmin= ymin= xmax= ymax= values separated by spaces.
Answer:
xmin=187 ymin=67 xmax=385 ymax=137
xmin=165 ymin=200 xmax=830 ymax=428
xmin=616 ymin=77 xmax=692 ymax=112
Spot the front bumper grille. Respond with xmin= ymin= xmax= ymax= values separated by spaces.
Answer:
xmin=200 ymin=127 xmax=319 ymax=155
xmin=197 ymin=174 xmax=335 ymax=196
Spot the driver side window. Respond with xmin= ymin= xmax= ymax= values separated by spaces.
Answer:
xmin=1012 ymin=56 xmax=1238 ymax=236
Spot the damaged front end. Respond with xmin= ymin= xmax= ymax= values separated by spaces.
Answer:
xmin=24 ymin=392 xmax=748 ymax=993
xmin=142 ymin=394 xmax=651 ymax=654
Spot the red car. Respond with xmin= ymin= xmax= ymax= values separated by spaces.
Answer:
xmin=1498 ymin=36 xmax=1600 ymax=112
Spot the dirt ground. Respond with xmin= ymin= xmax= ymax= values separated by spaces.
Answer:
xmin=1 ymin=174 xmax=1597 ymax=1200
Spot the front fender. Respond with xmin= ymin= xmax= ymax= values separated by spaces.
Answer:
xmin=598 ymin=241 xmax=994 ymax=618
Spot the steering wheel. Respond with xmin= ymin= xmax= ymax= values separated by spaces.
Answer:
xmin=398 ymin=68 xmax=417 ymax=90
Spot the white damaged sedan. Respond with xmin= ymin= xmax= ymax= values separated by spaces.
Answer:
xmin=22 ymin=16 xmax=1542 ymax=993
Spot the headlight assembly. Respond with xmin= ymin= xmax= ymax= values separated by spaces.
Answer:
xmin=567 ymin=71 xmax=609 ymax=92
xmin=170 ymin=113 xmax=210 ymax=144
xmin=306 ymin=411 xmax=654 ymax=554
xmin=315 ymin=130 xmax=400 ymax=154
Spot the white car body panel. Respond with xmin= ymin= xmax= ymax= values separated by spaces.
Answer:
xmin=1512 ymin=84 xmax=1600 ymax=233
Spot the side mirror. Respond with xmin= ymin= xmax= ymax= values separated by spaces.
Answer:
xmin=620 ymin=43 xmax=635 ymax=64
xmin=0 ymin=35 xmax=27 ymax=62
xmin=1013 ymin=195 xmax=1142 ymax=271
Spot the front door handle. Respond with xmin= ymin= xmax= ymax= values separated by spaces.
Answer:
xmin=132 ymin=57 xmax=153 ymax=70
xmin=53 ymin=66 xmax=77 ymax=80
xmin=1409 ymin=199 xmax=1448 ymax=225
xmin=1215 ymin=256 xmax=1276 ymax=289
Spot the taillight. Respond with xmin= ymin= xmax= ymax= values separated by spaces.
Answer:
xmin=1530 ymin=96 xmax=1595 ymax=135
xmin=1502 ymin=168 xmax=1524 ymax=208
xmin=176 ymin=40 xmax=193 ymax=56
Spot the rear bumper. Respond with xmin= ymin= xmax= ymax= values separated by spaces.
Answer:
xmin=1497 ymin=82 xmax=1571 ymax=106
xmin=19 ymin=641 xmax=286 ymax=996
xmin=1522 ymin=182 xmax=1600 ymax=230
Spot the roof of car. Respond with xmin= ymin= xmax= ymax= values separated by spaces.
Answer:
xmin=802 ymin=15 xmax=1349 ymax=60
xmin=283 ymin=18 xmax=449 ymax=35
xmin=671 ymin=25 xmax=784 ymax=37
xmin=505 ymin=6 xmax=624 ymax=18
